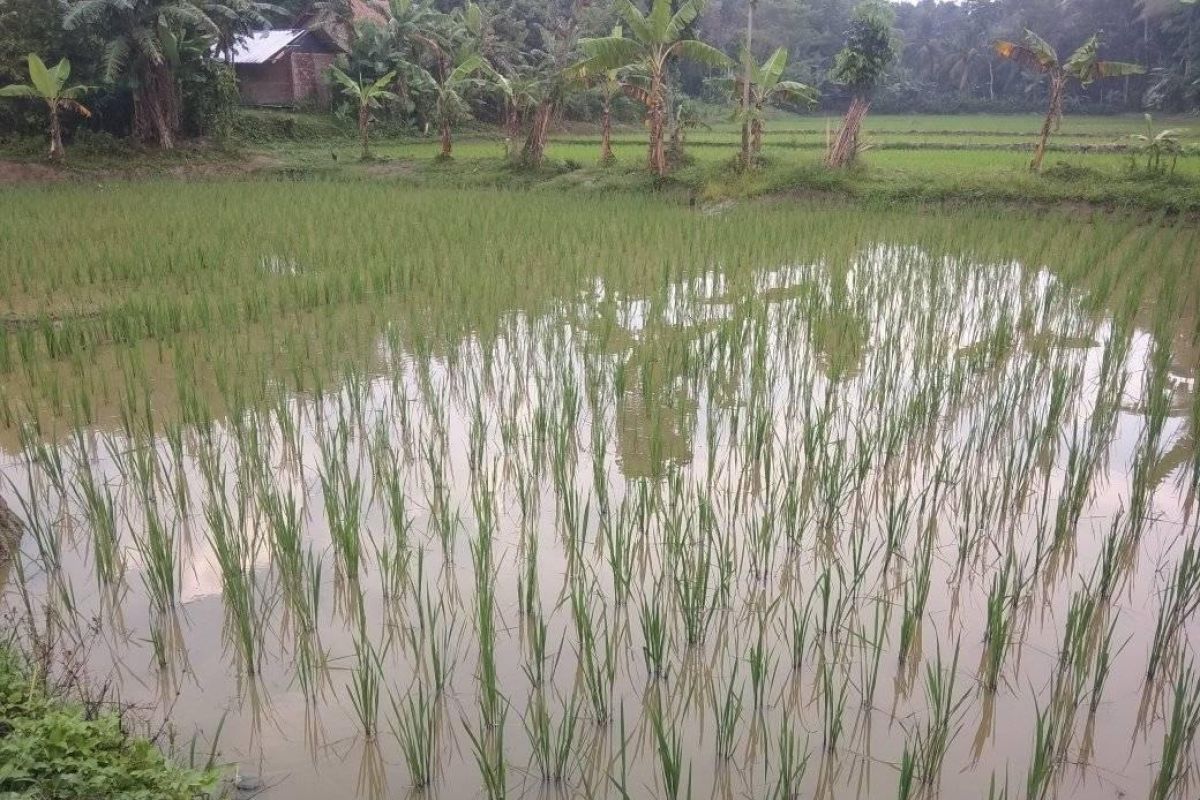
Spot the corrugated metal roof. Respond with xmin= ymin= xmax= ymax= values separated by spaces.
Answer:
xmin=229 ymin=30 xmax=307 ymax=65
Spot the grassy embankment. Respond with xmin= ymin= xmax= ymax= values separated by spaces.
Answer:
xmin=2 ymin=109 xmax=1199 ymax=212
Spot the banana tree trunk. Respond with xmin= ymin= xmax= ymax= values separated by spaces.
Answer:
xmin=1031 ymin=75 xmax=1064 ymax=173
xmin=751 ymin=112 xmax=763 ymax=156
xmin=440 ymin=121 xmax=452 ymax=158
xmin=133 ymin=59 xmax=179 ymax=150
xmin=740 ymin=0 xmax=754 ymax=168
xmin=522 ymin=99 xmax=553 ymax=167
xmin=600 ymin=98 xmax=614 ymax=164
xmin=648 ymin=74 xmax=667 ymax=177
xmin=505 ymin=106 xmax=521 ymax=160
xmin=47 ymin=102 xmax=65 ymax=162
xmin=358 ymin=104 xmax=371 ymax=160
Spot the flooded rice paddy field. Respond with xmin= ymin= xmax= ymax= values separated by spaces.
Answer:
xmin=1 ymin=184 xmax=1199 ymax=799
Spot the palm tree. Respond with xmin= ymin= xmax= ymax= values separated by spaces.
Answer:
xmin=63 ymin=0 xmax=219 ymax=149
xmin=329 ymin=67 xmax=398 ymax=159
xmin=718 ymin=47 xmax=815 ymax=163
xmin=1 ymin=55 xmax=92 ymax=162
xmin=994 ymin=31 xmax=1143 ymax=172
xmin=578 ymin=0 xmax=731 ymax=177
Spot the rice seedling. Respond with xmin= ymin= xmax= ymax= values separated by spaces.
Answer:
xmin=649 ymin=698 xmax=692 ymax=800
xmin=639 ymin=589 xmax=670 ymax=681
xmin=1147 ymin=540 xmax=1200 ymax=680
xmin=390 ymin=684 xmax=438 ymax=788
xmin=1150 ymin=657 xmax=1200 ymax=800
xmin=522 ymin=690 xmax=580 ymax=782
xmin=464 ymin=708 xmax=508 ymax=800
xmin=710 ymin=665 xmax=743 ymax=759
xmin=346 ymin=635 xmax=383 ymax=739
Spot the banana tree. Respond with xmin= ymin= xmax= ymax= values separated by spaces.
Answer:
xmin=329 ymin=67 xmax=398 ymax=160
xmin=578 ymin=0 xmax=731 ymax=177
xmin=0 ymin=54 xmax=92 ymax=162
xmin=489 ymin=69 xmax=542 ymax=160
xmin=415 ymin=52 xmax=485 ymax=159
xmin=994 ymin=31 xmax=1143 ymax=172
xmin=716 ymin=47 xmax=816 ymax=164
xmin=571 ymin=26 xmax=626 ymax=165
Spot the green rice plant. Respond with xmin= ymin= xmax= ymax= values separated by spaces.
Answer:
xmin=202 ymin=487 xmax=261 ymax=675
xmin=1150 ymin=657 xmax=1200 ymax=800
xmin=982 ymin=553 xmax=1017 ymax=692
xmin=649 ymin=699 xmax=691 ymax=800
xmin=1058 ymin=583 xmax=1097 ymax=680
xmin=748 ymin=615 xmax=776 ymax=710
xmin=820 ymin=659 xmax=849 ymax=753
xmin=518 ymin=529 xmax=539 ymax=616
xmin=1088 ymin=612 xmax=1121 ymax=716
xmin=898 ymin=533 xmax=933 ymax=668
xmin=1024 ymin=697 xmax=1061 ymax=800
xmin=914 ymin=639 xmax=968 ymax=787
xmin=608 ymin=704 xmax=633 ymax=800
xmin=1147 ymin=541 xmax=1200 ymax=680
xmin=522 ymin=690 xmax=580 ymax=782
xmin=639 ymin=589 xmax=670 ymax=681
xmin=673 ymin=531 xmax=716 ymax=648
xmin=571 ymin=579 xmax=616 ymax=723
xmin=896 ymin=741 xmax=916 ymax=800
xmin=603 ymin=512 xmax=634 ymax=604
xmin=464 ymin=708 xmax=508 ymax=800
xmin=787 ymin=596 xmax=814 ymax=672
xmin=768 ymin=720 xmax=810 ymax=800
xmin=390 ymin=683 xmax=437 ymax=788
xmin=709 ymin=666 xmax=743 ymax=760
xmin=346 ymin=636 xmax=383 ymax=739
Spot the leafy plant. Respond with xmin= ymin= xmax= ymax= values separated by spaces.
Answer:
xmin=328 ymin=67 xmax=398 ymax=160
xmin=0 ymin=54 xmax=92 ymax=161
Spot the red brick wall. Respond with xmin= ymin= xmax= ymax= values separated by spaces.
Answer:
xmin=237 ymin=61 xmax=296 ymax=106
xmin=237 ymin=52 xmax=336 ymax=108
xmin=290 ymin=52 xmax=337 ymax=109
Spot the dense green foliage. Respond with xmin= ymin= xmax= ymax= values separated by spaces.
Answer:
xmin=0 ymin=646 xmax=218 ymax=800
xmin=1 ymin=0 xmax=1197 ymax=157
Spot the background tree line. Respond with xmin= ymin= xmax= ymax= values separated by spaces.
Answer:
xmin=1 ymin=0 xmax=1197 ymax=149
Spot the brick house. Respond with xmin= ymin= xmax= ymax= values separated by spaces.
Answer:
xmin=230 ymin=29 xmax=345 ymax=108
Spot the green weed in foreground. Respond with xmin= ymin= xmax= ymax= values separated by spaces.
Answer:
xmin=0 ymin=645 xmax=218 ymax=799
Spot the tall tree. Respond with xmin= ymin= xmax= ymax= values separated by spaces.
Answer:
xmin=579 ymin=0 xmax=731 ymax=176
xmin=63 ymin=0 xmax=219 ymax=148
xmin=825 ymin=0 xmax=895 ymax=168
xmin=0 ymin=54 xmax=92 ymax=161
xmin=994 ymin=31 xmax=1144 ymax=171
